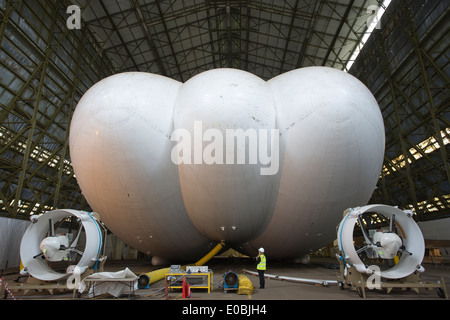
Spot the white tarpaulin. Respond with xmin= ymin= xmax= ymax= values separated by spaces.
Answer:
xmin=79 ymin=268 xmax=138 ymax=298
xmin=0 ymin=217 xmax=30 ymax=269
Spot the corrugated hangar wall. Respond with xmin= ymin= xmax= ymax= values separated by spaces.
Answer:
xmin=0 ymin=0 xmax=114 ymax=219
xmin=0 ymin=0 xmax=448 ymax=224
xmin=350 ymin=0 xmax=449 ymax=221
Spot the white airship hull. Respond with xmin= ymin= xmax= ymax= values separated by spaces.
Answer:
xmin=174 ymin=69 xmax=277 ymax=244
xmin=249 ymin=67 xmax=385 ymax=257
xmin=69 ymin=67 xmax=384 ymax=261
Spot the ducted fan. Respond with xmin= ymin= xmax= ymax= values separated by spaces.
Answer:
xmin=337 ymin=204 xmax=425 ymax=280
xmin=20 ymin=209 xmax=103 ymax=282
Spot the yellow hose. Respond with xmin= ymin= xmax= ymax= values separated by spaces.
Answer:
xmin=194 ymin=241 xmax=225 ymax=266
xmin=140 ymin=241 xmax=225 ymax=286
xmin=143 ymin=267 xmax=171 ymax=286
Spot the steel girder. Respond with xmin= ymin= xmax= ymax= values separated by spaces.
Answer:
xmin=350 ymin=0 xmax=449 ymax=220
xmin=0 ymin=0 xmax=448 ymax=222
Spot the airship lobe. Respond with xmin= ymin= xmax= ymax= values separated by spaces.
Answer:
xmin=69 ymin=67 xmax=384 ymax=262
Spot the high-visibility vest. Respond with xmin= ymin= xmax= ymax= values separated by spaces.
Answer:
xmin=257 ymin=255 xmax=266 ymax=270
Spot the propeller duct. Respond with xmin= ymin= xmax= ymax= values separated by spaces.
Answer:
xmin=20 ymin=210 xmax=103 ymax=281
xmin=337 ymin=204 xmax=425 ymax=279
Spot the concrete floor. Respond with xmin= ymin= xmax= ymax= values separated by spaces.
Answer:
xmin=2 ymin=256 xmax=449 ymax=301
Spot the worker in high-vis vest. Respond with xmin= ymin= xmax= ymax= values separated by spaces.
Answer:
xmin=256 ymin=247 xmax=266 ymax=289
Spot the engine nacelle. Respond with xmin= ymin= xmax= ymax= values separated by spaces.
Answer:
xmin=20 ymin=209 xmax=103 ymax=281
xmin=337 ymin=204 xmax=425 ymax=279
xmin=40 ymin=235 xmax=71 ymax=262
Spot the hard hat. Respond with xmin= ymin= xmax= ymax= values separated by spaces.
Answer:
xmin=259 ymin=248 xmax=264 ymax=253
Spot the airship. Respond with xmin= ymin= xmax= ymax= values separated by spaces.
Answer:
xmin=69 ymin=66 xmax=385 ymax=264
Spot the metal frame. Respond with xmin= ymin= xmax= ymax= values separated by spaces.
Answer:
xmin=0 ymin=0 xmax=114 ymax=218
xmin=351 ymin=0 xmax=449 ymax=220
xmin=0 ymin=0 xmax=448 ymax=222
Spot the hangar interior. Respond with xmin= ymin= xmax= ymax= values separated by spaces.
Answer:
xmin=0 ymin=0 xmax=449 ymax=289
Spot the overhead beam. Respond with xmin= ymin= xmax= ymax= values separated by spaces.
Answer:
xmin=154 ymin=0 xmax=184 ymax=81
xmin=279 ymin=0 xmax=299 ymax=73
xmin=322 ymin=0 xmax=355 ymax=66
xmin=405 ymin=4 xmax=450 ymax=184
xmin=12 ymin=1 xmax=58 ymax=218
xmin=130 ymin=0 xmax=167 ymax=75
xmin=98 ymin=0 xmax=139 ymax=71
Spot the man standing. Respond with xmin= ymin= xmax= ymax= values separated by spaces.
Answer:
xmin=256 ymin=248 xmax=266 ymax=289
